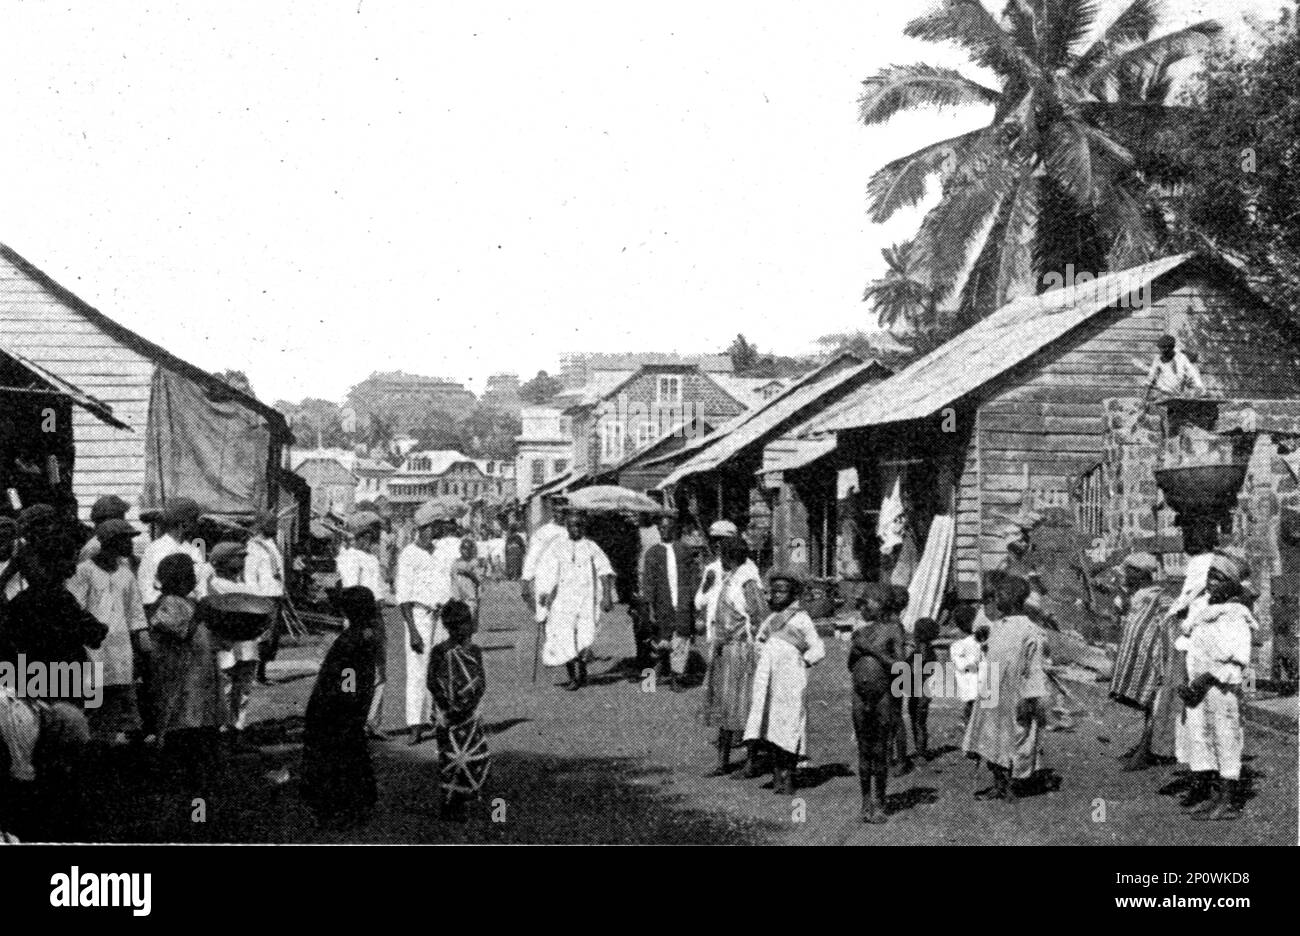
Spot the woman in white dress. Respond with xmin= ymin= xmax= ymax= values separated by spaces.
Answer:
xmin=743 ymin=567 xmax=825 ymax=794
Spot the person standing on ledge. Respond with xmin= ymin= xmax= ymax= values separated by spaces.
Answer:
xmin=1146 ymin=334 xmax=1206 ymax=398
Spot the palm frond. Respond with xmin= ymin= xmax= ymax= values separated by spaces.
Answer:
xmin=1045 ymin=118 xmax=1099 ymax=206
xmin=859 ymin=64 xmax=1001 ymax=125
xmin=906 ymin=0 xmax=1041 ymax=82
xmin=865 ymin=129 xmax=984 ymax=223
xmin=910 ymin=141 xmax=1022 ymax=310
xmin=1083 ymin=21 xmax=1222 ymax=91
xmin=1073 ymin=0 xmax=1158 ymax=77
xmin=994 ymin=164 xmax=1041 ymax=302
xmin=1096 ymin=179 xmax=1160 ymax=269
xmin=1042 ymin=0 xmax=1101 ymax=70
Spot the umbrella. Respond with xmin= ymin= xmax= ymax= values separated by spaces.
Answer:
xmin=564 ymin=485 xmax=667 ymax=515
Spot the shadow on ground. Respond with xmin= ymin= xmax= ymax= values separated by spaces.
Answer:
xmin=81 ymin=731 xmax=782 ymax=845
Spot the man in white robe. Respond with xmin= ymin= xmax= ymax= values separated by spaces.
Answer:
xmin=521 ymin=498 xmax=567 ymax=607
xmin=535 ymin=512 xmax=614 ymax=690
xmin=395 ymin=506 xmax=451 ymax=742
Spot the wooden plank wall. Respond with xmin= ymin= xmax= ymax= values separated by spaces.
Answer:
xmin=1 ymin=253 xmax=153 ymax=519
xmin=972 ymin=269 xmax=1300 ymax=583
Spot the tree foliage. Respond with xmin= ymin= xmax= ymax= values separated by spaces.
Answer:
xmin=519 ymin=370 xmax=563 ymax=405
xmin=861 ymin=0 xmax=1222 ymax=340
xmin=1153 ymin=13 xmax=1300 ymax=316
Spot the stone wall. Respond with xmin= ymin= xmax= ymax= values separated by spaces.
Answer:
xmin=1103 ymin=397 xmax=1300 ymax=681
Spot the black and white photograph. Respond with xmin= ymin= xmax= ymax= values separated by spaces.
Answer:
xmin=0 ymin=0 xmax=1296 ymax=880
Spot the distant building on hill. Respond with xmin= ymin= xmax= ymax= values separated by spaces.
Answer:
xmin=558 ymin=352 xmax=733 ymax=390
xmin=481 ymin=373 xmax=523 ymax=413
xmin=346 ymin=371 xmax=476 ymax=434
xmin=384 ymin=449 xmax=516 ymax=522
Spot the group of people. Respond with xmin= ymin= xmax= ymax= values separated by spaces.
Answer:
xmin=0 ymin=494 xmax=288 ymax=839
xmin=1108 ymin=521 xmax=1256 ymax=822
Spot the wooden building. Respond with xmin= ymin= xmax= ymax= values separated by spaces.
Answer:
xmin=804 ymin=253 xmax=1300 ymax=610
xmin=654 ymin=354 xmax=891 ymax=571
xmin=0 ymin=243 xmax=293 ymax=523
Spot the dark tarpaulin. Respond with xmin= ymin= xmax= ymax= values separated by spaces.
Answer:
xmin=143 ymin=367 xmax=271 ymax=516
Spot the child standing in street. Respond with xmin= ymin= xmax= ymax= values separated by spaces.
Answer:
xmin=849 ymin=584 xmax=906 ymax=823
xmin=428 ymin=599 xmax=489 ymax=821
xmin=908 ymin=616 xmax=940 ymax=762
xmin=148 ymin=553 xmax=221 ymax=796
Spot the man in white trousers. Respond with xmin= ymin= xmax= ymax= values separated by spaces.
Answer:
xmin=395 ymin=503 xmax=451 ymax=745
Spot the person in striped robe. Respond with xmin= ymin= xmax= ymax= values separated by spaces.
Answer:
xmin=1108 ymin=552 xmax=1167 ymax=771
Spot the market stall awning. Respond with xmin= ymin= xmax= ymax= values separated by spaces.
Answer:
xmin=0 ymin=345 xmax=131 ymax=430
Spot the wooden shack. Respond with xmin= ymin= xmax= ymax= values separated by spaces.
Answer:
xmin=0 ymin=243 xmax=293 ymax=522
xmin=808 ymin=253 xmax=1300 ymax=614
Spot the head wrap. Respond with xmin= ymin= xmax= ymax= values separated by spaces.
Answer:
xmin=1210 ymin=549 xmax=1248 ymax=583
xmin=708 ymin=520 xmax=738 ymax=538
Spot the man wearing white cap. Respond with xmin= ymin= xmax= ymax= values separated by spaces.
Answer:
xmin=137 ymin=498 xmax=209 ymax=613
xmin=395 ymin=502 xmax=450 ymax=743
xmin=694 ymin=520 xmax=739 ymax=643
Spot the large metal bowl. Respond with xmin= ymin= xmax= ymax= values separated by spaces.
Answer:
xmin=198 ymin=593 xmax=277 ymax=642
xmin=1154 ymin=463 xmax=1248 ymax=514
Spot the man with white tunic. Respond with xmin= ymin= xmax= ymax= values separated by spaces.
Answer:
xmin=339 ymin=511 xmax=388 ymax=735
xmin=534 ymin=512 xmax=614 ymax=690
xmin=137 ymin=498 xmax=210 ymax=612
xmin=337 ymin=513 xmax=386 ymax=599
xmin=521 ymin=496 xmax=567 ymax=607
xmin=244 ymin=510 xmax=287 ymax=684
xmin=396 ymin=503 xmax=450 ymax=743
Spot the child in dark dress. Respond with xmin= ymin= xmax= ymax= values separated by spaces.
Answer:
xmin=301 ymin=586 xmax=380 ymax=830
xmin=428 ymin=599 xmax=489 ymax=821
xmin=849 ymin=585 xmax=906 ymax=824
xmin=909 ymin=616 xmax=941 ymax=761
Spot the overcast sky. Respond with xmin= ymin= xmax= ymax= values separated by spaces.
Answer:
xmin=0 ymin=1 xmax=1281 ymax=403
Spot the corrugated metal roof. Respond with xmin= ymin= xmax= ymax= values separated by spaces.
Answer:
xmin=762 ymin=436 xmax=836 ymax=474
xmin=639 ymin=354 xmax=861 ymax=474
xmin=813 ymin=254 xmax=1196 ymax=433
xmin=657 ymin=357 xmax=888 ymax=488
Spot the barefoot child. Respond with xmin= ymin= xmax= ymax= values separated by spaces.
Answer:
xmin=743 ymin=568 xmax=825 ymax=795
xmin=962 ymin=575 xmax=1048 ymax=801
xmin=909 ymin=616 xmax=940 ymax=761
xmin=848 ymin=584 xmax=906 ymax=823
xmin=428 ymin=599 xmax=489 ymax=820
xmin=948 ymin=606 xmax=983 ymax=725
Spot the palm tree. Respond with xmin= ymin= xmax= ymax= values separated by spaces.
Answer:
xmin=861 ymin=0 xmax=1221 ymax=335
xmin=862 ymin=242 xmax=944 ymax=349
